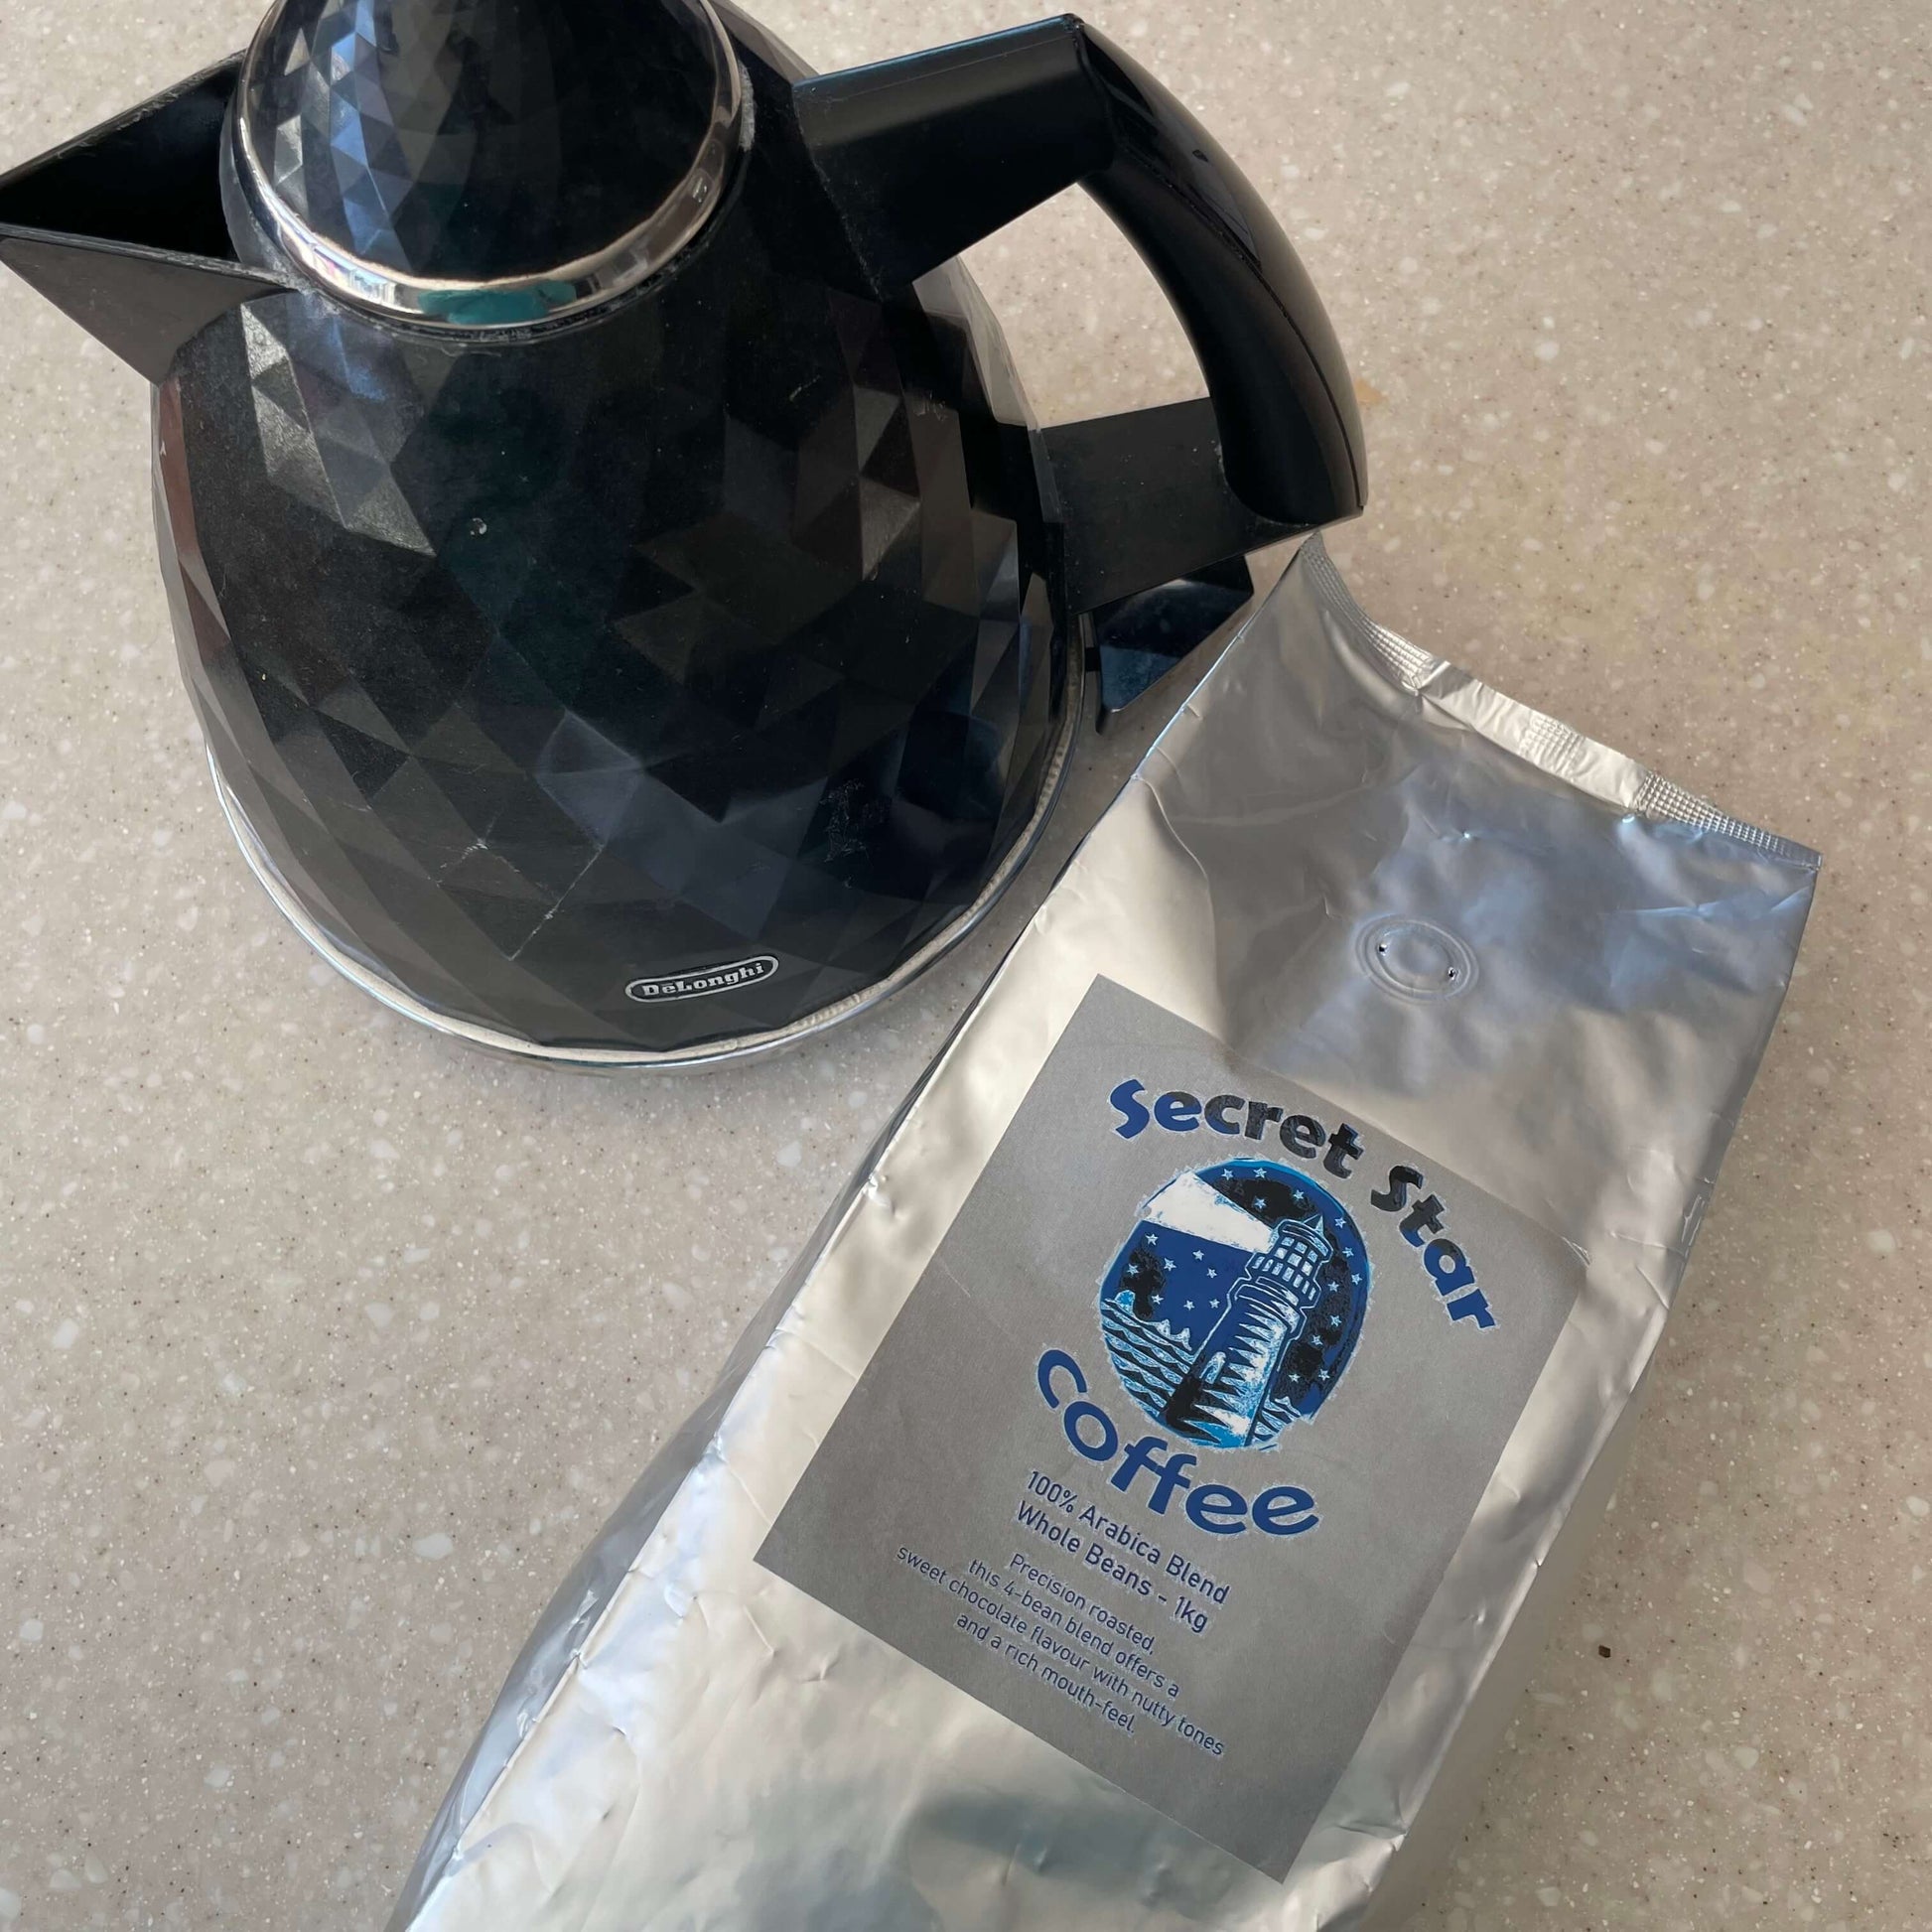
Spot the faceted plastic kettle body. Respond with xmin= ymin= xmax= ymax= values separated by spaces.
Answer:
xmin=0 ymin=0 xmax=1365 ymax=1063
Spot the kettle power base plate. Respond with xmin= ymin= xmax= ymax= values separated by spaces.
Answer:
xmin=204 ymin=649 xmax=1085 ymax=1072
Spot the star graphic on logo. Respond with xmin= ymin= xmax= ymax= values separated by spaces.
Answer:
xmin=1105 ymin=1158 xmax=1374 ymax=1449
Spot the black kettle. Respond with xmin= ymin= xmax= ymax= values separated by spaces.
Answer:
xmin=0 ymin=0 xmax=1363 ymax=1064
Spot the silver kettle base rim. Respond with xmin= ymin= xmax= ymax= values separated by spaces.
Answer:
xmin=205 ymin=650 xmax=1084 ymax=1072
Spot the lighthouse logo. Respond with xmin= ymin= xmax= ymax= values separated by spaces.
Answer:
xmin=1097 ymin=1161 xmax=1371 ymax=1449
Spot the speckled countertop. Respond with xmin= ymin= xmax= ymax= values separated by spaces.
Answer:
xmin=1 ymin=2 xmax=1925 ymax=1927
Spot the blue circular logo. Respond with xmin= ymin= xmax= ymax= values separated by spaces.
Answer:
xmin=1097 ymin=1160 xmax=1371 ymax=1450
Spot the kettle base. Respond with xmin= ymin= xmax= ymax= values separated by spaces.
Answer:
xmin=205 ymin=648 xmax=1084 ymax=1072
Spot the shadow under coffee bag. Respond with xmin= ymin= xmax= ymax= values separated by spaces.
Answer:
xmin=388 ymin=539 xmax=1818 ymax=1930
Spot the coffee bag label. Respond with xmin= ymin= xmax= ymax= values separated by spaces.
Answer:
xmin=759 ymin=979 xmax=1584 ymax=1879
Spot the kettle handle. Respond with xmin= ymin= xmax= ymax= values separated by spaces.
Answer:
xmin=792 ymin=16 xmax=1365 ymax=528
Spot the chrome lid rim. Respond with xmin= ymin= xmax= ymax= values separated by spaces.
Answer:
xmin=232 ymin=0 xmax=746 ymax=332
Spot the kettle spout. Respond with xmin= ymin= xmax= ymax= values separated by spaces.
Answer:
xmin=0 ymin=56 xmax=288 ymax=382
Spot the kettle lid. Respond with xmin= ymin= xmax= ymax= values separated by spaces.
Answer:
xmin=233 ymin=0 xmax=743 ymax=329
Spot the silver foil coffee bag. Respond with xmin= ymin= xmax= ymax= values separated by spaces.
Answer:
xmin=388 ymin=539 xmax=1817 ymax=1930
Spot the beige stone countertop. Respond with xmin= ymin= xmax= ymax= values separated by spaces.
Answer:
xmin=1 ymin=1 xmax=1925 ymax=1926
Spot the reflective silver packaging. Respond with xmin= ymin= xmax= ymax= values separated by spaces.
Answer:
xmin=388 ymin=539 xmax=1818 ymax=1931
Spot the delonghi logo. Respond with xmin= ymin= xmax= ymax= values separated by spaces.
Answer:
xmin=624 ymin=956 xmax=778 ymax=1004
xmin=1098 ymin=1161 xmax=1372 ymax=1450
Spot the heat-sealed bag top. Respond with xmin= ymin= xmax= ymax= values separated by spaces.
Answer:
xmin=388 ymin=538 xmax=1818 ymax=1930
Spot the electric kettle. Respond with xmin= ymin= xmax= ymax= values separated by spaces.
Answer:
xmin=0 ymin=0 xmax=1364 ymax=1064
